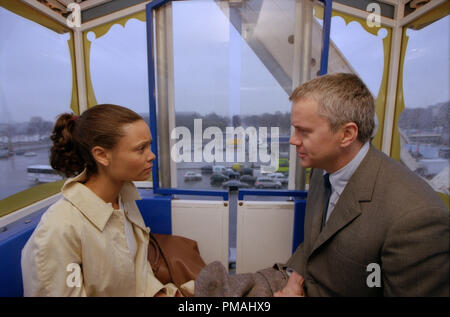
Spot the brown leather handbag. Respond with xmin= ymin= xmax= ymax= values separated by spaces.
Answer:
xmin=147 ymin=233 xmax=206 ymax=296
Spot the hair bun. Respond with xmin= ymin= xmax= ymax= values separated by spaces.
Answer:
xmin=49 ymin=113 xmax=84 ymax=177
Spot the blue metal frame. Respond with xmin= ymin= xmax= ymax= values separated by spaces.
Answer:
xmin=292 ymin=198 xmax=307 ymax=253
xmin=318 ymin=0 xmax=332 ymax=75
xmin=145 ymin=0 xmax=332 ymax=198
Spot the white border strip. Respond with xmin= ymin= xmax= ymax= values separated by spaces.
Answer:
xmin=381 ymin=24 xmax=403 ymax=155
xmin=381 ymin=0 xmax=404 ymax=155
xmin=73 ymin=29 xmax=88 ymax=113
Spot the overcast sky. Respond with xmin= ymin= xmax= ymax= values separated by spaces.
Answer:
xmin=0 ymin=2 xmax=448 ymax=124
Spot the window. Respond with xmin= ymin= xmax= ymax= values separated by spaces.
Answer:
xmin=327 ymin=16 xmax=387 ymax=98
xmin=398 ymin=15 xmax=449 ymax=196
xmin=86 ymin=13 xmax=150 ymax=183
xmin=156 ymin=0 xmax=313 ymax=191
xmin=315 ymin=7 xmax=391 ymax=147
xmin=0 ymin=7 xmax=72 ymax=203
xmin=87 ymin=17 xmax=149 ymax=117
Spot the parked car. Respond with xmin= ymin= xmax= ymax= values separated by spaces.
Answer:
xmin=267 ymin=172 xmax=285 ymax=178
xmin=223 ymin=168 xmax=240 ymax=179
xmin=240 ymin=167 xmax=254 ymax=176
xmin=240 ymin=174 xmax=257 ymax=186
xmin=210 ymin=172 xmax=229 ymax=185
xmin=255 ymin=177 xmax=282 ymax=189
xmin=212 ymin=165 xmax=225 ymax=173
xmin=200 ymin=165 xmax=213 ymax=174
xmin=222 ymin=180 xmax=250 ymax=190
xmin=184 ymin=171 xmax=202 ymax=181
xmin=268 ymin=173 xmax=288 ymax=185
xmin=0 ymin=149 xmax=8 ymax=159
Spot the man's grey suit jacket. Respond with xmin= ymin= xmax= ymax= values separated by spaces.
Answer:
xmin=287 ymin=145 xmax=449 ymax=296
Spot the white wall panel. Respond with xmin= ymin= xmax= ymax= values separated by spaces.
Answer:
xmin=171 ymin=200 xmax=229 ymax=269
xmin=236 ymin=201 xmax=294 ymax=274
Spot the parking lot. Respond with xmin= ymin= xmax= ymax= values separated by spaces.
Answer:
xmin=175 ymin=162 xmax=288 ymax=191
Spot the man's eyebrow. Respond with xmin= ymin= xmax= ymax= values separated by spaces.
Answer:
xmin=292 ymin=124 xmax=312 ymax=131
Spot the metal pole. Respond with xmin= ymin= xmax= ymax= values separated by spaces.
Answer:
xmin=155 ymin=4 xmax=173 ymax=188
xmin=318 ymin=0 xmax=332 ymax=76
xmin=289 ymin=0 xmax=313 ymax=190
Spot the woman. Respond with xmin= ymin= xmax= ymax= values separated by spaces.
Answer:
xmin=21 ymin=104 xmax=187 ymax=296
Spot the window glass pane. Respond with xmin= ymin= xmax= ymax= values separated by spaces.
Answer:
xmin=87 ymin=17 xmax=150 ymax=183
xmin=325 ymin=15 xmax=387 ymax=102
xmin=88 ymin=18 xmax=149 ymax=116
xmin=313 ymin=11 xmax=389 ymax=146
xmin=0 ymin=7 xmax=72 ymax=200
xmin=167 ymin=0 xmax=303 ymax=191
xmin=399 ymin=16 xmax=449 ymax=195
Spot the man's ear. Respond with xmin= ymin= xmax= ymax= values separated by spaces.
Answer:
xmin=340 ymin=122 xmax=358 ymax=147
xmin=91 ymin=146 xmax=110 ymax=167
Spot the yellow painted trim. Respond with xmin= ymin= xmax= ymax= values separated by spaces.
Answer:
xmin=314 ymin=6 xmax=392 ymax=151
xmin=0 ymin=0 xmax=69 ymax=34
xmin=67 ymin=31 xmax=80 ymax=115
xmin=82 ymin=35 xmax=98 ymax=109
xmin=89 ymin=10 xmax=146 ymax=39
xmin=314 ymin=5 xmax=384 ymax=36
xmin=371 ymin=28 xmax=392 ymax=151
xmin=390 ymin=28 xmax=408 ymax=161
xmin=82 ymin=10 xmax=146 ymax=109
xmin=437 ymin=192 xmax=450 ymax=210
xmin=0 ymin=180 xmax=64 ymax=217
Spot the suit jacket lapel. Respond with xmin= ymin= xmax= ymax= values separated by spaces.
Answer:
xmin=308 ymin=145 xmax=382 ymax=258
xmin=310 ymin=186 xmax=362 ymax=256
xmin=307 ymin=169 xmax=326 ymax=254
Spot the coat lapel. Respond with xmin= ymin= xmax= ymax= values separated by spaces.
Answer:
xmin=309 ymin=186 xmax=362 ymax=256
xmin=308 ymin=145 xmax=382 ymax=258
xmin=307 ymin=169 xmax=326 ymax=254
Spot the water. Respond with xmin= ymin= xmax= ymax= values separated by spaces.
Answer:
xmin=0 ymin=148 xmax=52 ymax=200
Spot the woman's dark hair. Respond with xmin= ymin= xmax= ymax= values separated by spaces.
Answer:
xmin=50 ymin=104 xmax=144 ymax=178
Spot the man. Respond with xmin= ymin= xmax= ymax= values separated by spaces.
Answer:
xmin=275 ymin=73 xmax=449 ymax=296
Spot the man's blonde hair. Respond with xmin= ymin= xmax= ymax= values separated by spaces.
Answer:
xmin=290 ymin=73 xmax=375 ymax=143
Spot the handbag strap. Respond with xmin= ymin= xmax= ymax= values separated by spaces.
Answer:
xmin=148 ymin=234 xmax=161 ymax=269
xmin=150 ymin=233 xmax=173 ymax=278
xmin=149 ymin=233 xmax=173 ymax=282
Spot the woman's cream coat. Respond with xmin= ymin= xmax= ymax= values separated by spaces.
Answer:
xmin=21 ymin=170 xmax=188 ymax=296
